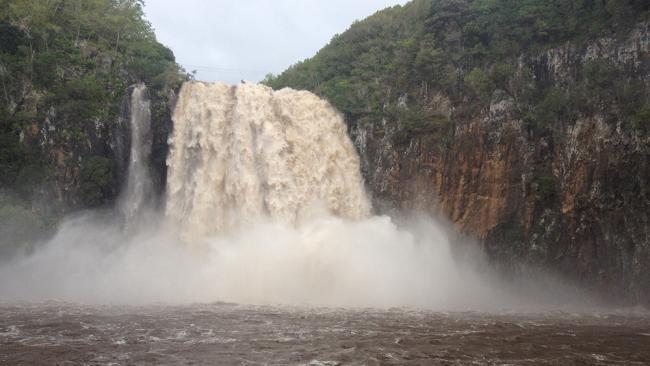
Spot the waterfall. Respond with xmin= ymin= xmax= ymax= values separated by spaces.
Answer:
xmin=119 ymin=83 xmax=154 ymax=222
xmin=166 ymin=82 xmax=370 ymax=238
xmin=0 ymin=81 xmax=505 ymax=308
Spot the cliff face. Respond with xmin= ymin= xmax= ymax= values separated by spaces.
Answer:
xmin=351 ymin=22 xmax=650 ymax=304
xmin=0 ymin=1 xmax=185 ymax=216
xmin=111 ymin=86 xmax=175 ymax=208
xmin=15 ymin=83 xmax=174 ymax=213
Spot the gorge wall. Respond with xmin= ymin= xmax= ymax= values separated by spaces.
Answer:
xmin=356 ymin=22 xmax=650 ymax=305
xmin=0 ymin=0 xmax=184 ymax=255
xmin=267 ymin=1 xmax=650 ymax=305
xmin=2 ymin=0 xmax=649 ymax=305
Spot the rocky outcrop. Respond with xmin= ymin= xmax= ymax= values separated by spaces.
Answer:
xmin=20 ymin=84 xmax=175 ymax=213
xmin=351 ymin=22 xmax=650 ymax=305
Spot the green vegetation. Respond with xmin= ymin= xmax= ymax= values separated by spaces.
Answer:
xmin=631 ymin=105 xmax=650 ymax=132
xmin=0 ymin=192 xmax=52 ymax=256
xmin=0 ymin=0 xmax=186 ymax=207
xmin=533 ymin=174 xmax=558 ymax=203
xmin=80 ymin=156 xmax=114 ymax=206
xmin=264 ymin=0 xmax=650 ymax=143
xmin=393 ymin=107 xmax=452 ymax=145
xmin=524 ymin=88 xmax=580 ymax=131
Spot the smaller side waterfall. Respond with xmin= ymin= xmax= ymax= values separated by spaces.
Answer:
xmin=119 ymin=83 xmax=154 ymax=222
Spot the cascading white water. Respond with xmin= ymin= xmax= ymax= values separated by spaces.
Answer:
xmin=166 ymin=82 xmax=371 ymax=238
xmin=119 ymin=83 xmax=153 ymax=222
xmin=0 ymin=81 xmax=583 ymax=309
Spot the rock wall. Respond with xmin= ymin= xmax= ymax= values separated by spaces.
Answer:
xmin=351 ymin=22 xmax=650 ymax=305
xmin=22 ymin=84 xmax=175 ymax=213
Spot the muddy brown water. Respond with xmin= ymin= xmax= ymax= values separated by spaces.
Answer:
xmin=1 ymin=303 xmax=649 ymax=365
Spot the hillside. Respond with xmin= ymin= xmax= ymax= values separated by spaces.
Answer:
xmin=265 ymin=0 xmax=650 ymax=304
xmin=266 ymin=0 xmax=650 ymax=133
xmin=0 ymin=0 xmax=186 ymax=252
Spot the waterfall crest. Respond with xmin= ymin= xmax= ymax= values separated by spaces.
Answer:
xmin=166 ymin=82 xmax=370 ymax=238
xmin=119 ymin=83 xmax=154 ymax=222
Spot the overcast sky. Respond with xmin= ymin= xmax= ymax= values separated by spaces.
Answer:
xmin=144 ymin=0 xmax=409 ymax=84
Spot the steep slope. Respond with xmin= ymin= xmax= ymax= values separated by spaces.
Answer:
xmin=266 ymin=0 xmax=650 ymax=304
xmin=0 ymin=0 xmax=185 ymax=252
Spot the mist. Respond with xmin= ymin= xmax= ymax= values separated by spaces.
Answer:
xmin=0 ymin=83 xmax=596 ymax=311
xmin=0 ymin=205 xmax=600 ymax=312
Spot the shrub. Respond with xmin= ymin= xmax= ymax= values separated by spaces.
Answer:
xmin=526 ymin=88 xmax=578 ymax=130
xmin=79 ymin=156 xmax=114 ymax=207
xmin=393 ymin=107 xmax=453 ymax=145
xmin=465 ymin=68 xmax=492 ymax=101
xmin=630 ymin=105 xmax=650 ymax=133
xmin=533 ymin=175 xmax=557 ymax=202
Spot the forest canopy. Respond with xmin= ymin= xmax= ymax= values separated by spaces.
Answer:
xmin=264 ymin=0 xmax=650 ymax=134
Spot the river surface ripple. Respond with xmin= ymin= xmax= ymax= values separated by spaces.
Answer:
xmin=1 ymin=303 xmax=649 ymax=365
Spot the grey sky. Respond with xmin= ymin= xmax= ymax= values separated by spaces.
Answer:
xmin=144 ymin=0 xmax=409 ymax=84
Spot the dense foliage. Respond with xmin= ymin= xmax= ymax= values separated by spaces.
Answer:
xmin=0 ymin=0 xmax=185 ymax=208
xmin=0 ymin=0 xmax=186 ymax=243
xmin=265 ymin=0 xmax=650 ymax=138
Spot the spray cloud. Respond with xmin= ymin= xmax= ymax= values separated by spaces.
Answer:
xmin=0 ymin=83 xmax=590 ymax=310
